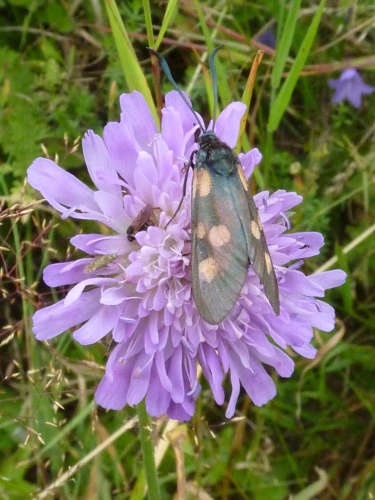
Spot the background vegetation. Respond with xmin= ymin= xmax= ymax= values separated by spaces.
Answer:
xmin=1 ymin=0 xmax=374 ymax=498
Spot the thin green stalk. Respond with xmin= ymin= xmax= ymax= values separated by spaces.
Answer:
xmin=142 ymin=0 xmax=154 ymax=48
xmin=0 ymin=177 xmax=32 ymax=340
xmin=262 ymin=86 xmax=277 ymax=180
xmin=137 ymin=400 xmax=161 ymax=500
xmin=268 ymin=0 xmax=326 ymax=131
xmin=105 ymin=0 xmax=158 ymax=124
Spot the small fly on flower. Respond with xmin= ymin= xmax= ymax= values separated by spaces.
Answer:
xmin=150 ymin=48 xmax=280 ymax=325
xmin=126 ymin=204 xmax=157 ymax=242
xmin=84 ymin=254 xmax=117 ymax=273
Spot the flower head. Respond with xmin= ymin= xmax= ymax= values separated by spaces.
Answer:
xmin=28 ymin=90 xmax=346 ymax=421
xmin=328 ymin=68 xmax=375 ymax=108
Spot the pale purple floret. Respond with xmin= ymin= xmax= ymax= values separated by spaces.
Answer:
xmin=328 ymin=68 xmax=375 ymax=108
xmin=28 ymin=90 xmax=346 ymax=421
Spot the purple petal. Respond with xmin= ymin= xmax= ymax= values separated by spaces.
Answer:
xmin=161 ymin=107 xmax=185 ymax=158
xmin=347 ymin=91 xmax=362 ymax=109
xmin=126 ymin=352 xmax=153 ymax=405
xmin=103 ymin=121 xmax=139 ymax=183
xmin=146 ymin=364 xmax=171 ymax=415
xmin=165 ymin=90 xmax=199 ymax=134
xmin=43 ymin=260 xmax=92 ymax=286
xmin=73 ymin=304 xmax=123 ymax=344
xmin=309 ymin=301 xmax=336 ymax=331
xmin=155 ymin=351 xmax=173 ymax=392
xmin=133 ymin=152 xmax=159 ymax=201
xmin=214 ymin=102 xmax=246 ymax=148
xmin=95 ymin=344 xmax=130 ymax=409
xmin=28 ymin=158 xmax=100 ymax=215
xmin=101 ymin=286 xmax=127 ymax=306
xmin=359 ymin=82 xmax=375 ymax=95
xmin=93 ymin=190 xmax=130 ymax=233
xmin=33 ymin=289 xmax=101 ymax=340
xmin=239 ymin=360 xmax=277 ymax=407
xmin=168 ymin=403 xmax=194 ymax=421
xmin=64 ymin=277 xmax=117 ymax=306
xmin=239 ymin=148 xmax=262 ymax=177
xmin=282 ymin=270 xmax=327 ymax=297
xmin=198 ymin=344 xmax=225 ymax=404
xmin=308 ymin=270 xmax=346 ymax=290
xmin=71 ymin=234 xmax=131 ymax=255
xmin=167 ymin=346 xmax=185 ymax=402
xmin=120 ymin=91 xmax=157 ymax=152
xmin=293 ymin=343 xmax=317 ymax=359
xmin=82 ymin=131 xmax=119 ymax=192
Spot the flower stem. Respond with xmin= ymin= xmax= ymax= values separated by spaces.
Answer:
xmin=137 ymin=400 xmax=161 ymax=500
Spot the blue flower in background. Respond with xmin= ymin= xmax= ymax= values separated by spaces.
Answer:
xmin=328 ymin=68 xmax=375 ymax=108
xmin=255 ymin=28 xmax=276 ymax=49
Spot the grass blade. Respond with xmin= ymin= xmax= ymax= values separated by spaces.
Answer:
xmin=271 ymin=0 xmax=302 ymax=90
xmin=154 ymin=0 xmax=179 ymax=50
xmin=268 ymin=0 xmax=326 ymax=132
xmin=105 ymin=0 xmax=158 ymax=125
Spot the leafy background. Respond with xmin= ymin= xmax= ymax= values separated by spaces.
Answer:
xmin=1 ymin=0 xmax=374 ymax=498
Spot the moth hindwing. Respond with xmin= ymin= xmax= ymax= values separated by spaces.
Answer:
xmin=151 ymin=48 xmax=280 ymax=324
xmin=127 ymin=204 xmax=157 ymax=242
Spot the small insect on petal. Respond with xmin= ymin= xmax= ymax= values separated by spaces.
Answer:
xmin=127 ymin=204 xmax=157 ymax=242
xmin=84 ymin=254 xmax=117 ymax=273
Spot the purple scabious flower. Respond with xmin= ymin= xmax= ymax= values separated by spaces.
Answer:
xmin=328 ymin=68 xmax=375 ymax=108
xmin=28 ymin=90 xmax=346 ymax=421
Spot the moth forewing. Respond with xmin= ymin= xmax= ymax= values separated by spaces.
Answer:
xmin=191 ymin=143 xmax=250 ymax=325
xmin=191 ymin=136 xmax=280 ymax=324
xmin=237 ymin=163 xmax=280 ymax=315
xmin=245 ymin=191 xmax=280 ymax=314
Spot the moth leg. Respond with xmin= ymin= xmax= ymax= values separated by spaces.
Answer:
xmin=165 ymin=150 xmax=197 ymax=228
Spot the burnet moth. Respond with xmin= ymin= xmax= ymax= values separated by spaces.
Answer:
xmin=150 ymin=48 xmax=280 ymax=325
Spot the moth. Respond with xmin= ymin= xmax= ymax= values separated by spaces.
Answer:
xmin=127 ymin=204 xmax=157 ymax=242
xmin=150 ymin=48 xmax=280 ymax=325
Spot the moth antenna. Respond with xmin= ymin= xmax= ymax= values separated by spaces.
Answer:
xmin=149 ymin=48 xmax=206 ymax=132
xmin=208 ymin=45 xmax=223 ymax=131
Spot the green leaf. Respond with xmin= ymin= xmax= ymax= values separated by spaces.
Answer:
xmin=142 ymin=0 xmax=154 ymax=47
xmin=193 ymin=0 xmax=231 ymax=109
xmin=268 ymin=0 xmax=326 ymax=132
xmin=154 ymin=0 xmax=179 ymax=50
xmin=104 ymin=0 xmax=158 ymax=126
xmin=271 ymin=0 xmax=302 ymax=90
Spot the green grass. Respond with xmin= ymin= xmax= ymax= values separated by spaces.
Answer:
xmin=1 ymin=0 xmax=375 ymax=498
